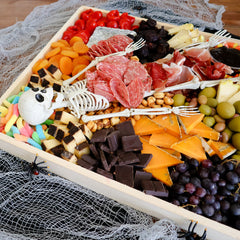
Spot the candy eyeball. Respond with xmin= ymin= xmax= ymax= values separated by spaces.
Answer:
xmin=18 ymin=87 xmax=54 ymax=125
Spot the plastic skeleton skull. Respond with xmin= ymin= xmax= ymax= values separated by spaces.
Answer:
xmin=18 ymin=87 xmax=67 ymax=125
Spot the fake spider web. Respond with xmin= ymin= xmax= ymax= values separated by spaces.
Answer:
xmin=0 ymin=0 xmax=225 ymax=239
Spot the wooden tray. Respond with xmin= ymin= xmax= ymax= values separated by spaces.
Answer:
xmin=0 ymin=6 xmax=240 ymax=240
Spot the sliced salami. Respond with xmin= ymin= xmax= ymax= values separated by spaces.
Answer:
xmin=110 ymin=78 xmax=130 ymax=108
xmin=127 ymin=77 xmax=145 ymax=107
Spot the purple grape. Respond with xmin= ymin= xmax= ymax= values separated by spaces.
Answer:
xmin=202 ymin=179 xmax=214 ymax=191
xmin=190 ymin=177 xmax=202 ymax=188
xmin=211 ymin=212 xmax=222 ymax=222
xmin=212 ymin=201 xmax=221 ymax=211
xmin=189 ymin=195 xmax=200 ymax=205
xmin=223 ymin=161 xmax=235 ymax=171
xmin=176 ymin=163 xmax=188 ymax=173
xmin=216 ymin=164 xmax=226 ymax=174
xmin=173 ymin=183 xmax=185 ymax=194
xmin=229 ymin=193 xmax=239 ymax=203
xmin=177 ymin=195 xmax=188 ymax=204
xmin=178 ymin=174 xmax=190 ymax=185
xmin=202 ymin=204 xmax=215 ymax=217
xmin=219 ymin=187 xmax=231 ymax=196
xmin=235 ymin=165 xmax=240 ymax=176
xmin=171 ymin=199 xmax=180 ymax=206
xmin=230 ymin=203 xmax=240 ymax=216
xmin=226 ymin=171 xmax=239 ymax=185
xmin=215 ymin=195 xmax=224 ymax=201
xmin=204 ymin=194 xmax=215 ymax=204
xmin=185 ymin=183 xmax=196 ymax=194
xmin=201 ymin=159 xmax=213 ymax=168
xmin=221 ymin=200 xmax=230 ymax=212
xmin=235 ymin=219 xmax=240 ymax=230
xmin=199 ymin=168 xmax=209 ymax=178
xmin=170 ymin=171 xmax=179 ymax=182
xmin=195 ymin=187 xmax=207 ymax=198
xmin=188 ymin=158 xmax=199 ymax=168
xmin=192 ymin=206 xmax=203 ymax=215
xmin=217 ymin=179 xmax=226 ymax=187
xmin=211 ymin=171 xmax=220 ymax=182
xmin=226 ymin=183 xmax=235 ymax=191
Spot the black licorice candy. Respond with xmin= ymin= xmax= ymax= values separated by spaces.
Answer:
xmin=115 ymin=165 xmax=134 ymax=187
xmin=121 ymin=135 xmax=143 ymax=152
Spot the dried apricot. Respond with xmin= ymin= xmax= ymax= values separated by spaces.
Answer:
xmin=59 ymin=56 xmax=73 ymax=75
xmin=45 ymin=47 xmax=61 ymax=59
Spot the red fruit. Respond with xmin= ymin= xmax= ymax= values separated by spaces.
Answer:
xmin=106 ymin=10 xmax=120 ymax=22
xmin=75 ymin=30 xmax=90 ymax=44
xmin=120 ymin=12 xmax=135 ymax=24
xmin=106 ymin=20 xmax=118 ymax=28
xmin=80 ymin=9 xmax=94 ymax=21
xmin=74 ymin=19 xmax=85 ymax=30
xmin=62 ymin=31 xmax=75 ymax=42
xmin=91 ymin=11 xmax=103 ymax=20
xmin=97 ymin=17 xmax=107 ymax=27
xmin=86 ymin=18 xmax=98 ymax=34
xmin=119 ymin=18 xmax=132 ymax=29
xmin=131 ymin=25 xmax=139 ymax=30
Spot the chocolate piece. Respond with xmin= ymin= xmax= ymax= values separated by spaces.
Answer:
xmin=50 ymin=144 xmax=65 ymax=157
xmin=89 ymin=143 xmax=100 ymax=160
xmin=30 ymin=74 xmax=40 ymax=84
xmin=121 ymin=135 xmax=143 ymax=152
xmin=81 ymin=154 xmax=98 ymax=167
xmin=53 ymin=82 xmax=62 ymax=92
xmin=79 ymin=124 xmax=93 ymax=140
xmin=37 ymin=68 xmax=47 ymax=78
xmin=107 ymin=154 xmax=119 ymax=168
xmin=115 ymin=121 xmax=135 ymax=136
xmin=118 ymin=151 xmax=139 ymax=165
xmin=48 ymin=124 xmax=58 ymax=137
xmin=135 ymin=154 xmax=153 ymax=168
xmin=69 ymin=126 xmax=86 ymax=144
xmin=115 ymin=165 xmax=134 ymax=187
xmin=74 ymin=142 xmax=90 ymax=158
xmin=142 ymin=180 xmax=169 ymax=197
xmin=47 ymin=64 xmax=62 ymax=80
xmin=107 ymin=130 xmax=120 ymax=152
xmin=134 ymin=171 xmax=152 ymax=189
xmin=61 ymin=150 xmax=77 ymax=164
xmin=41 ymin=78 xmax=50 ymax=87
xmin=90 ymin=128 xmax=110 ymax=143
xmin=63 ymin=135 xmax=77 ymax=154
xmin=99 ymin=149 xmax=110 ymax=171
xmin=55 ymin=111 xmax=78 ymax=124
xmin=96 ymin=168 xmax=113 ymax=179
xmin=41 ymin=139 xmax=61 ymax=152
xmin=76 ymin=159 xmax=95 ymax=171
xmin=99 ymin=143 xmax=112 ymax=153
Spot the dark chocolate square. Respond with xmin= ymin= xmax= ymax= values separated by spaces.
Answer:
xmin=107 ymin=130 xmax=120 ymax=152
xmin=121 ymin=135 xmax=143 ymax=152
xmin=118 ymin=152 xmax=139 ymax=165
xmin=134 ymin=171 xmax=152 ymax=189
xmin=90 ymin=128 xmax=110 ymax=143
xmin=96 ymin=168 xmax=113 ymax=179
xmin=99 ymin=149 xmax=110 ymax=171
xmin=142 ymin=180 xmax=169 ymax=197
xmin=81 ymin=154 xmax=98 ymax=167
xmin=76 ymin=159 xmax=95 ymax=171
xmin=115 ymin=121 xmax=135 ymax=136
xmin=135 ymin=154 xmax=153 ymax=168
xmin=115 ymin=165 xmax=134 ymax=187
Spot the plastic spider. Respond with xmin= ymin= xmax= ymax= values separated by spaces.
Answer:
xmin=27 ymin=155 xmax=48 ymax=179
xmin=178 ymin=221 xmax=207 ymax=240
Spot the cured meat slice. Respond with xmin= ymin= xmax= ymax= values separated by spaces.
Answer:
xmin=127 ymin=78 xmax=145 ymax=107
xmin=184 ymin=48 xmax=212 ymax=62
xmin=86 ymin=71 xmax=98 ymax=92
xmin=162 ymin=63 xmax=182 ymax=82
xmin=110 ymin=78 xmax=130 ymax=108
xmin=94 ymin=78 xmax=116 ymax=102
xmin=88 ymin=35 xmax=133 ymax=59
xmin=169 ymin=50 xmax=186 ymax=66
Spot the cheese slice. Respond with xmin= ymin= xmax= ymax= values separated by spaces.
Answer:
xmin=152 ymin=113 xmax=181 ymax=137
xmin=171 ymin=135 xmax=207 ymax=161
xmin=149 ymin=132 xmax=179 ymax=148
xmin=189 ymin=122 xmax=220 ymax=141
xmin=134 ymin=116 xmax=165 ymax=135
xmin=140 ymin=137 xmax=183 ymax=170
xmin=178 ymin=113 xmax=204 ymax=134
xmin=207 ymin=140 xmax=236 ymax=160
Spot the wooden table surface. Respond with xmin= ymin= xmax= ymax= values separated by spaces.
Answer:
xmin=0 ymin=0 xmax=239 ymax=36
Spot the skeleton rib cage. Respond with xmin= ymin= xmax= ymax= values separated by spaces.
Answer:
xmin=62 ymin=80 xmax=110 ymax=118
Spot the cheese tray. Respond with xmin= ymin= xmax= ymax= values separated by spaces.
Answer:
xmin=0 ymin=5 xmax=240 ymax=240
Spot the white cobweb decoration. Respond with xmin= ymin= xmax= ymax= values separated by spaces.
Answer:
xmin=0 ymin=0 xmax=225 ymax=238
xmin=0 ymin=151 xmax=179 ymax=240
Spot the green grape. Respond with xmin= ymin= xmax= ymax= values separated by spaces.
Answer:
xmin=231 ymin=133 xmax=240 ymax=150
xmin=234 ymin=100 xmax=240 ymax=114
xmin=199 ymin=87 xmax=216 ymax=98
xmin=199 ymin=104 xmax=212 ymax=115
xmin=228 ymin=116 xmax=240 ymax=132
xmin=203 ymin=116 xmax=215 ymax=127
xmin=173 ymin=94 xmax=186 ymax=106
xmin=207 ymin=98 xmax=218 ymax=108
xmin=216 ymin=102 xmax=235 ymax=119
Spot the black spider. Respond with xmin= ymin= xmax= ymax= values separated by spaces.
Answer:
xmin=27 ymin=155 xmax=48 ymax=179
xmin=132 ymin=5 xmax=147 ymax=11
xmin=178 ymin=221 xmax=207 ymax=240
